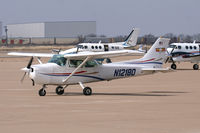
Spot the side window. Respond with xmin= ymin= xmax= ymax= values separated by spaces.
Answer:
xmin=84 ymin=46 xmax=88 ymax=49
xmin=91 ymin=46 xmax=94 ymax=49
xmin=185 ymin=46 xmax=188 ymax=49
xmin=69 ymin=60 xmax=97 ymax=68
xmin=85 ymin=60 xmax=97 ymax=67
xmin=95 ymin=46 xmax=98 ymax=49
xmin=99 ymin=46 xmax=102 ymax=49
xmin=69 ymin=60 xmax=83 ymax=67
xmin=190 ymin=46 xmax=193 ymax=49
xmin=178 ymin=46 xmax=181 ymax=49
xmin=194 ymin=46 xmax=197 ymax=50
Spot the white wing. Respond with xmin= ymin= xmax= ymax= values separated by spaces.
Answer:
xmin=8 ymin=52 xmax=53 ymax=57
xmin=63 ymin=50 xmax=144 ymax=59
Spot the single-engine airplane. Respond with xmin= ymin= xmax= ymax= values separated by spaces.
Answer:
xmin=166 ymin=41 xmax=200 ymax=70
xmin=8 ymin=38 xmax=170 ymax=96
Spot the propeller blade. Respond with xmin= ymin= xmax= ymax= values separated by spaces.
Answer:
xmin=27 ymin=57 xmax=33 ymax=69
xmin=21 ymin=72 xmax=27 ymax=83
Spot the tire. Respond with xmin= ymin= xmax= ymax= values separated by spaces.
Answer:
xmin=193 ymin=64 xmax=199 ymax=70
xmin=83 ymin=87 xmax=92 ymax=96
xmin=56 ymin=86 xmax=64 ymax=95
xmin=171 ymin=64 xmax=177 ymax=70
xmin=39 ymin=89 xmax=46 ymax=96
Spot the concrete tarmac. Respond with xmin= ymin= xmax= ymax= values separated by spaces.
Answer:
xmin=0 ymin=56 xmax=200 ymax=133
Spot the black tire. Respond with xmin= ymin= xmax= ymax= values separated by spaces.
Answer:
xmin=39 ymin=89 xmax=46 ymax=96
xmin=56 ymin=86 xmax=64 ymax=95
xmin=193 ymin=64 xmax=199 ymax=70
xmin=83 ymin=87 xmax=92 ymax=96
xmin=171 ymin=64 xmax=177 ymax=69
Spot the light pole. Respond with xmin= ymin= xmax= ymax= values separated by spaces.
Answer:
xmin=4 ymin=26 xmax=8 ymax=46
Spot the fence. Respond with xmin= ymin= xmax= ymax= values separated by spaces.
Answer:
xmin=0 ymin=37 xmax=79 ymax=45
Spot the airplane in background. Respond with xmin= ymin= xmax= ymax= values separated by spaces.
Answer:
xmin=8 ymin=37 xmax=171 ymax=96
xmin=9 ymin=28 xmax=144 ymax=63
xmin=57 ymin=28 xmax=140 ymax=55
xmin=166 ymin=41 xmax=200 ymax=70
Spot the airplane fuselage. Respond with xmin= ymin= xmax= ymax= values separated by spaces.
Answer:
xmin=167 ymin=43 xmax=200 ymax=63
xmin=29 ymin=62 xmax=153 ymax=86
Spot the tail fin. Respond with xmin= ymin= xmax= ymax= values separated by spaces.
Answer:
xmin=140 ymin=38 xmax=170 ymax=65
xmin=123 ymin=28 xmax=140 ymax=47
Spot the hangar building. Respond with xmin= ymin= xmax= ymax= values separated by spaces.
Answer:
xmin=0 ymin=22 xmax=2 ymax=37
xmin=7 ymin=21 xmax=96 ymax=38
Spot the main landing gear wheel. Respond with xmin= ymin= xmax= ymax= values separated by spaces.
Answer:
xmin=83 ymin=87 xmax=92 ymax=96
xmin=171 ymin=63 xmax=177 ymax=69
xmin=39 ymin=89 xmax=46 ymax=96
xmin=56 ymin=86 xmax=64 ymax=95
xmin=193 ymin=64 xmax=199 ymax=70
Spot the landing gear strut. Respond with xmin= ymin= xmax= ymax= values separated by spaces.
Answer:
xmin=79 ymin=82 xmax=92 ymax=96
xmin=39 ymin=85 xmax=46 ymax=96
xmin=56 ymin=86 xmax=65 ymax=95
xmin=193 ymin=64 xmax=199 ymax=70
xmin=171 ymin=63 xmax=177 ymax=70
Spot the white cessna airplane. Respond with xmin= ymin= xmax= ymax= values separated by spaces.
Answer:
xmin=8 ymin=38 xmax=170 ymax=96
xmin=166 ymin=41 xmax=200 ymax=70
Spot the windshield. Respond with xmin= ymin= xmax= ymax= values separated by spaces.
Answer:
xmin=48 ymin=55 xmax=67 ymax=66
xmin=169 ymin=44 xmax=176 ymax=48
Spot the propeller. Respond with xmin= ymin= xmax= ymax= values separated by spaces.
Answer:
xmin=21 ymin=57 xmax=34 ymax=83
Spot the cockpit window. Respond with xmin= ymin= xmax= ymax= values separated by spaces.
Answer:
xmin=69 ymin=60 xmax=98 ymax=68
xmin=169 ymin=45 xmax=176 ymax=48
xmin=48 ymin=55 xmax=67 ymax=66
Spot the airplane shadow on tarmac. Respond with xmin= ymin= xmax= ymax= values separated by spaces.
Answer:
xmin=176 ymin=68 xmax=199 ymax=71
xmin=48 ymin=91 xmax=188 ymax=97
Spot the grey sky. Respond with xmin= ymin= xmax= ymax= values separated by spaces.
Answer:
xmin=0 ymin=0 xmax=200 ymax=36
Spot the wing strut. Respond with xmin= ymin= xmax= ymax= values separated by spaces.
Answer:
xmin=62 ymin=56 xmax=90 ymax=83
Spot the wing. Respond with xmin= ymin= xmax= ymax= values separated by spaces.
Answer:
xmin=8 ymin=52 xmax=53 ymax=57
xmin=64 ymin=50 xmax=144 ymax=59
xmin=141 ymin=67 xmax=173 ymax=73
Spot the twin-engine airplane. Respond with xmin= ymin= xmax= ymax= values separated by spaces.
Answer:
xmin=56 ymin=28 xmax=140 ymax=55
xmin=8 ymin=38 xmax=170 ymax=96
xmin=166 ymin=41 xmax=200 ymax=70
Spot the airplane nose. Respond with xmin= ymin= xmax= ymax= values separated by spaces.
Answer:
xmin=29 ymin=67 xmax=36 ymax=79
xmin=21 ymin=67 xmax=30 ymax=73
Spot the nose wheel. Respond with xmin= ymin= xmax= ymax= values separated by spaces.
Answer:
xmin=39 ymin=88 xmax=46 ymax=96
xmin=171 ymin=63 xmax=177 ymax=69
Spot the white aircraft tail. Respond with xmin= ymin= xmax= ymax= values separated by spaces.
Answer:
xmin=123 ymin=28 xmax=140 ymax=47
xmin=134 ymin=38 xmax=170 ymax=67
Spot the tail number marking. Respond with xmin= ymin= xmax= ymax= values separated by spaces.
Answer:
xmin=114 ymin=69 xmax=136 ymax=77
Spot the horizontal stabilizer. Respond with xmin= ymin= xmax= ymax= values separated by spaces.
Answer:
xmin=141 ymin=67 xmax=173 ymax=73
